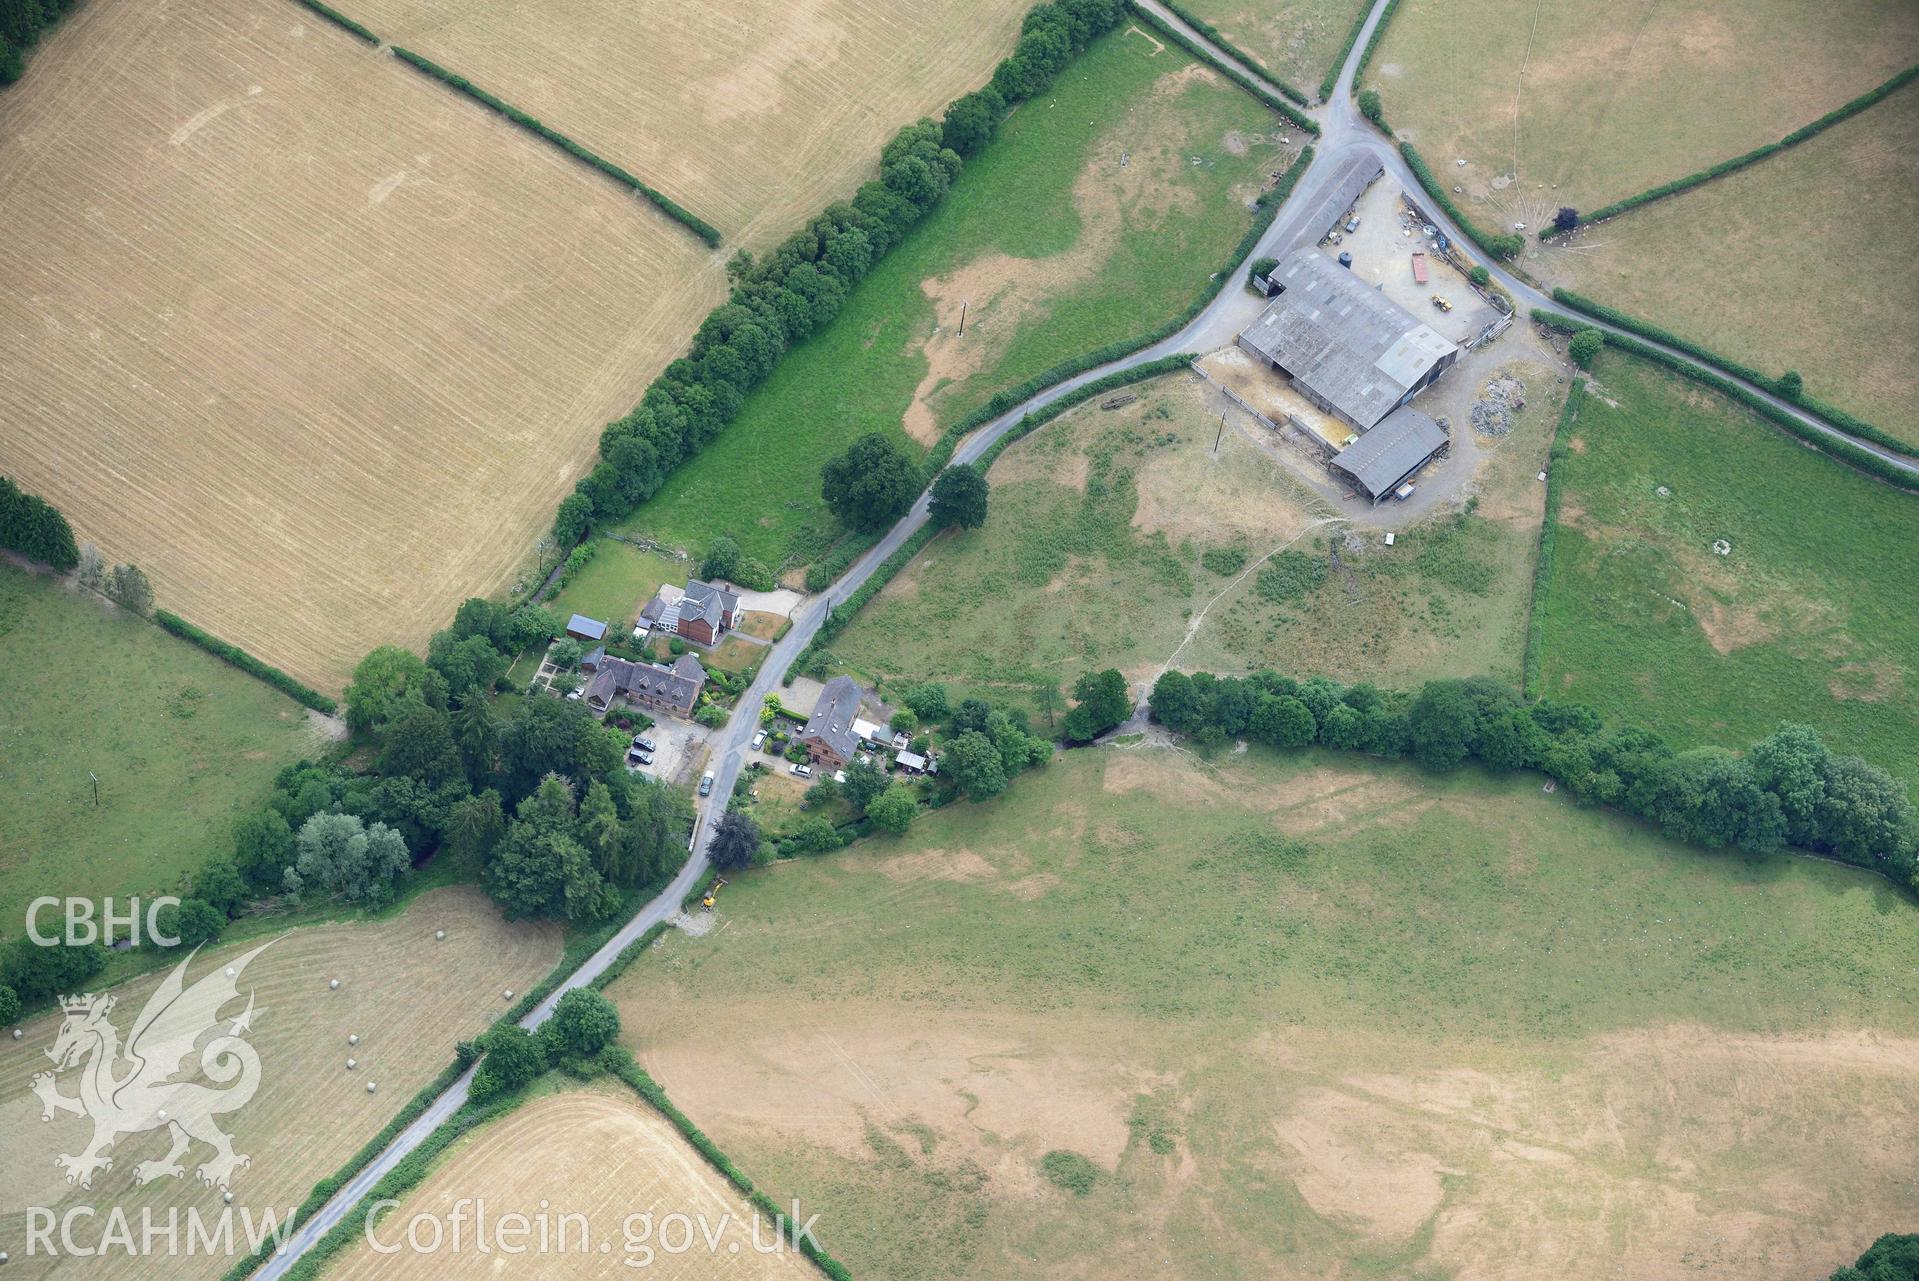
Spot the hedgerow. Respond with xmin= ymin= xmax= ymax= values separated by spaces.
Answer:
xmin=1400 ymin=143 xmax=1524 ymax=260
xmin=288 ymin=0 xmax=379 ymax=45
xmin=1539 ymin=65 xmax=1919 ymax=240
xmin=1319 ymin=0 xmax=1376 ymax=100
xmin=1531 ymin=310 xmax=1919 ymax=491
xmin=153 ymin=610 xmax=339 ymax=714
xmin=1154 ymin=0 xmax=1309 ymax=104
xmin=388 ymin=47 xmax=721 ymax=246
xmin=1520 ymin=378 xmax=1584 ymax=699
xmin=1125 ymin=1 xmax=1318 ymax=134
xmin=1351 ymin=0 xmax=1405 ymax=87
xmin=1547 ymin=289 xmax=1918 ymax=459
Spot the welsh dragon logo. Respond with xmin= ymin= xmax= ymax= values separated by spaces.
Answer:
xmin=32 ymin=942 xmax=269 ymax=1190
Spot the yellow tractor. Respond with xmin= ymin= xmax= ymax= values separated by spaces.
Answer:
xmin=702 ymin=877 xmax=728 ymax=910
xmin=1430 ymin=294 xmax=1453 ymax=312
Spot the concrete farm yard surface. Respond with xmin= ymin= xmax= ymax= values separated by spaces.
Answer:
xmin=0 ymin=887 xmax=560 ymax=1281
xmin=339 ymin=0 xmax=1037 ymax=250
xmin=1540 ymin=77 xmax=1919 ymax=442
xmin=1362 ymin=0 xmax=1919 ymax=241
xmin=0 ymin=562 xmax=321 ymax=932
xmin=324 ymin=1082 xmax=814 ymax=1279
xmin=0 ymin=0 xmax=725 ymax=692
xmin=614 ymin=29 xmax=1294 ymax=566
xmin=616 ymin=748 xmax=1919 ymax=1279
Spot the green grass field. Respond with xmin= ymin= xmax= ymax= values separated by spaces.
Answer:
xmin=0 ymin=563 xmax=319 ymax=931
xmin=1175 ymin=0 xmax=1371 ymax=93
xmin=543 ymin=539 xmax=688 ymax=634
xmin=828 ymin=368 xmax=1558 ymax=717
xmin=1364 ymin=0 xmax=1918 ymax=242
xmin=1545 ymin=79 xmax=1919 ymax=440
xmin=614 ymin=30 xmax=1288 ymax=568
xmin=1537 ymin=353 xmax=1918 ymax=780
xmin=616 ymin=747 xmax=1919 ymax=1278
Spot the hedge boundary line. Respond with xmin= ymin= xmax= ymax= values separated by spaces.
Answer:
xmin=153 ymin=610 xmax=338 ymax=715
xmin=1540 ymin=65 xmax=1919 ymax=240
xmin=1154 ymin=0 xmax=1309 ymax=104
xmin=921 ymin=145 xmax=1313 ymax=479
xmin=1400 ymin=142 xmax=1523 ymax=261
xmin=1351 ymin=0 xmax=1404 ymax=88
xmin=1532 ymin=310 xmax=1919 ymax=493
xmin=1127 ymin=2 xmax=1318 ymax=135
xmin=1520 ymin=377 xmax=1585 ymax=699
xmin=288 ymin=0 xmax=379 ymax=44
xmin=221 ymin=877 xmax=677 ymax=1281
xmin=1319 ymin=0 xmax=1375 ymax=100
xmin=1548 ymin=288 xmax=1919 ymax=460
xmin=607 ymin=1057 xmax=855 ymax=1279
xmin=388 ymin=47 xmax=722 ymax=246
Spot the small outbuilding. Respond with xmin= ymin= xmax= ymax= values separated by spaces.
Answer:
xmin=565 ymin=614 xmax=609 ymax=643
xmin=1328 ymin=408 xmax=1449 ymax=503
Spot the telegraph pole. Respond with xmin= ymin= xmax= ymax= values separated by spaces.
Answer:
xmin=957 ymin=301 xmax=967 ymax=337
xmin=1213 ymin=411 xmax=1226 ymax=456
xmin=89 ymin=771 xmax=99 ymax=808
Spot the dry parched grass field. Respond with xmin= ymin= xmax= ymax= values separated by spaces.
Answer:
xmin=1543 ymin=79 xmax=1919 ymax=439
xmin=1364 ymin=0 xmax=1919 ymax=239
xmin=0 ymin=887 xmax=561 ymax=1281
xmin=0 ymin=0 xmax=725 ymax=690
xmin=342 ymin=0 xmax=1037 ymax=249
xmin=326 ymin=1083 xmax=816 ymax=1279
xmin=615 ymin=749 xmax=1919 ymax=1280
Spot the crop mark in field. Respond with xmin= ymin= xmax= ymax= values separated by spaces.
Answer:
xmin=1127 ymin=24 xmax=1165 ymax=55
xmin=169 ymin=87 xmax=262 ymax=146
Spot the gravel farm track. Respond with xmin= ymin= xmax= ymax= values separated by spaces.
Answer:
xmin=251 ymin=0 xmax=1918 ymax=1273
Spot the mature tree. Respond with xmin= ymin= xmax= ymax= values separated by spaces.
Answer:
xmin=192 ymin=856 xmax=248 ymax=917
xmin=539 ymin=988 xmax=621 ymax=1059
xmin=552 ymin=493 xmax=593 ymax=546
xmin=866 ymin=783 xmax=918 ymax=834
xmin=1553 ymin=206 xmax=1580 ymax=232
xmin=379 ymin=703 xmax=463 ymax=787
xmin=838 ymin=760 xmax=889 ymax=814
xmin=487 ymin=776 xmax=617 ymax=921
xmin=295 ymin=812 xmax=410 ymax=905
xmin=1 ymin=936 xmax=104 ymax=1004
xmin=1568 ymin=328 xmax=1603 ymax=369
xmin=605 ymin=777 xmax=694 ymax=888
xmin=1357 ymin=88 xmax=1384 ymax=124
xmin=1467 ymin=265 xmax=1491 ymax=287
xmin=946 ymin=731 xmax=1008 ymax=800
xmin=1061 ymin=668 xmax=1130 ymax=743
xmin=232 ymin=810 xmax=296 ymax=889
xmin=1830 ymin=1232 xmax=1919 ymax=1281
xmin=75 ymin=543 xmax=105 ymax=592
xmin=788 ymin=815 xmax=840 ymax=855
xmin=1747 ymin=723 xmax=1829 ymax=847
xmin=577 ymin=780 xmax=623 ymax=874
xmin=0 ymin=984 xmax=18 ymax=1028
xmin=1250 ymin=694 xmax=1316 ymax=749
xmin=821 ymin=433 xmax=921 ymax=532
xmin=344 ymin=646 xmax=429 ymax=734
xmin=929 ymin=464 xmax=989 ymax=530
xmin=889 ymin=707 xmax=920 ymax=735
xmin=700 ymin=535 xmax=742 ymax=582
xmin=1815 ymin=754 xmax=1915 ymax=870
xmin=1149 ymin=671 xmax=1203 ymax=734
xmin=903 ymin=682 xmax=951 ymax=721
xmin=499 ymin=697 xmax=619 ymax=800
xmin=154 ymin=899 xmax=224 ymax=948
xmin=1406 ymin=680 xmax=1480 ymax=770
xmin=940 ymin=86 xmax=1005 ymax=156
xmin=709 ymin=809 xmax=762 ymax=873
xmin=1317 ymin=702 xmax=1365 ymax=750
xmin=429 ymin=632 xmax=509 ymax=700
xmin=456 ymin=694 xmax=499 ymax=781
xmin=104 ymin=563 xmax=154 ymax=616
xmin=471 ymin=1025 xmax=546 ymax=1101
xmin=443 ymin=789 xmax=506 ymax=869
xmin=1775 ymin=370 xmax=1804 ymax=400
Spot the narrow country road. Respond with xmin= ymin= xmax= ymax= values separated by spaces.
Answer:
xmin=254 ymin=2 xmax=1916 ymax=1272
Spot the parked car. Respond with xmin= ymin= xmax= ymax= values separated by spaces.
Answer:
xmin=1344 ymin=216 xmax=1360 ymax=233
xmin=633 ymin=736 xmax=656 ymax=752
xmin=751 ymin=730 xmax=767 ymax=750
xmin=699 ymin=771 xmax=714 ymax=797
xmin=790 ymin=763 xmax=813 ymax=779
xmin=565 ymin=688 xmax=582 ymax=701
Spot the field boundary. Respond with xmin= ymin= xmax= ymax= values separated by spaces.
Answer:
xmin=1128 ymin=2 xmax=1318 ymax=134
xmin=1546 ymin=289 xmax=1918 ymax=460
xmin=1539 ymin=65 xmax=1919 ymax=240
xmin=287 ymin=0 xmax=380 ymax=45
xmin=1400 ymin=142 xmax=1523 ymax=260
xmin=1152 ymin=0 xmax=1310 ymax=104
xmin=1519 ymin=376 xmax=1584 ymax=698
xmin=1531 ymin=311 xmax=1918 ymax=492
xmin=387 ymin=47 xmax=723 ymax=246
xmin=153 ymin=609 xmax=339 ymax=714
xmin=920 ymin=145 xmax=1314 ymax=478
xmin=1351 ymin=0 xmax=1403 ymax=88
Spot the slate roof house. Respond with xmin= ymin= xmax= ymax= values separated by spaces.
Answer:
xmin=583 ymin=652 xmax=706 ymax=718
xmin=798 ymin=675 xmax=866 ymax=770
xmin=646 ymin=579 xmax=741 ymax=646
xmin=1238 ymin=248 xmax=1458 ymax=433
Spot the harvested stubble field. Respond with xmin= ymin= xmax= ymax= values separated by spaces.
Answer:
xmin=830 ymin=364 xmax=1559 ymax=719
xmin=1363 ymin=0 xmax=1919 ymax=246
xmin=1174 ymin=0 xmax=1370 ymax=92
xmin=0 ymin=561 xmax=319 ymax=930
xmin=1542 ymin=79 xmax=1919 ymax=440
xmin=616 ymin=748 xmax=1919 ymax=1280
xmin=1537 ymin=353 xmax=1919 ymax=782
xmin=341 ymin=0 xmax=1036 ymax=249
xmin=325 ymin=1081 xmax=815 ymax=1279
xmin=0 ymin=887 xmax=561 ymax=1281
xmin=0 ymin=0 xmax=724 ymax=690
xmin=616 ymin=30 xmax=1290 ymax=566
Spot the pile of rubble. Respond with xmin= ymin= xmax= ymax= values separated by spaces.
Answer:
xmin=1469 ymin=373 xmax=1527 ymax=437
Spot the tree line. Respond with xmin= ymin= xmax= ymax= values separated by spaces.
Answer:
xmin=557 ymin=0 xmax=1129 ymax=550
xmin=1149 ymin=669 xmax=1917 ymax=883
xmin=0 ymin=475 xmax=78 ymax=570
xmin=0 ymin=0 xmax=71 ymax=84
